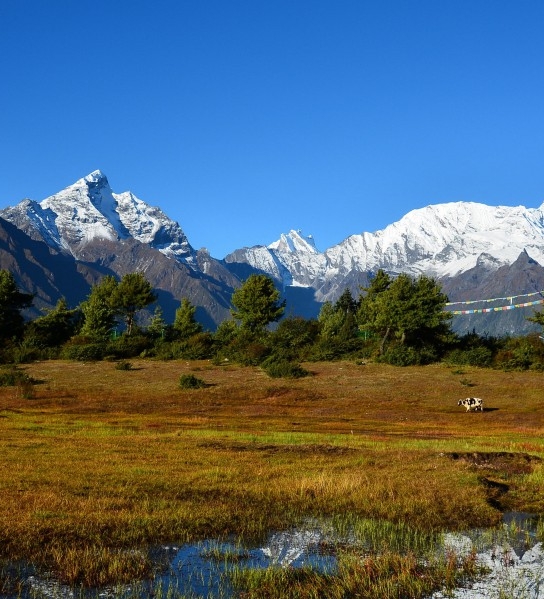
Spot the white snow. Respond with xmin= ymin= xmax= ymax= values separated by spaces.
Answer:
xmin=1 ymin=171 xmax=196 ymax=263
xmin=231 ymin=200 xmax=544 ymax=290
xmin=2 ymin=172 xmax=544 ymax=285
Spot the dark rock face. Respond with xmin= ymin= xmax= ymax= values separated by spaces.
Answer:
xmin=0 ymin=217 xmax=99 ymax=318
xmin=441 ymin=251 xmax=544 ymax=336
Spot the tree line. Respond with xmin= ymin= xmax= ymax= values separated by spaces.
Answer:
xmin=1 ymin=269 xmax=543 ymax=374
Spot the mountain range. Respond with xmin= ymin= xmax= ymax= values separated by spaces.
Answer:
xmin=1 ymin=170 xmax=544 ymax=336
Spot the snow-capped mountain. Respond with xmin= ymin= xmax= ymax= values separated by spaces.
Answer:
xmin=225 ymin=201 xmax=544 ymax=303
xmin=0 ymin=171 xmax=241 ymax=329
xmin=0 ymin=170 xmax=196 ymax=263
xmin=1 ymin=170 xmax=544 ymax=335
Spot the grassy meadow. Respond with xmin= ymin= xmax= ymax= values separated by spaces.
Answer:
xmin=0 ymin=359 xmax=542 ymax=595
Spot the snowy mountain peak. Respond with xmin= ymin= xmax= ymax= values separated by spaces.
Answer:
xmin=268 ymin=230 xmax=319 ymax=254
xmin=0 ymin=171 xmax=196 ymax=264
xmin=84 ymin=169 xmax=108 ymax=183
xmin=228 ymin=198 xmax=544 ymax=303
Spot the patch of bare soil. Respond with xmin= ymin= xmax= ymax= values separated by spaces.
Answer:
xmin=446 ymin=451 xmax=543 ymax=510
xmin=446 ymin=451 xmax=541 ymax=474
xmin=196 ymin=441 xmax=357 ymax=455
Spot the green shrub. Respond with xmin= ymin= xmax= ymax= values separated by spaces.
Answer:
xmin=106 ymin=334 xmax=152 ymax=359
xmin=61 ymin=341 xmax=106 ymax=361
xmin=0 ymin=366 xmax=36 ymax=398
xmin=114 ymin=361 xmax=133 ymax=371
xmin=0 ymin=366 xmax=33 ymax=387
xmin=309 ymin=337 xmax=364 ymax=362
xmin=262 ymin=357 xmax=309 ymax=379
xmin=445 ymin=346 xmax=494 ymax=368
xmin=379 ymin=344 xmax=438 ymax=367
xmin=493 ymin=334 xmax=544 ymax=371
xmin=179 ymin=374 xmax=206 ymax=389
xmin=0 ymin=341 xmax=47 ymax=364
xmin=268 ymin=317 xmax=320 ymax=361
xmin=154 ymin=333 xmax=216 ymax=361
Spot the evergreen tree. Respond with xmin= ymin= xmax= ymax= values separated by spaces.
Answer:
xmin=318 ymin=289 xmax=359 ymax=342
xmin=80 ymin=275 xmax=119 ymax=340
xmin=25 ymin=298 xmax=79 ymax=347
xmin=111 ymin=273 xmax=157 ymax=336
xmin=318 ymin=301 xmax=346 ymax=339
xmin=213 ymin=319 xmax=238 ymax=347
xmin=528 ymin=308 xmax=544 ymax=330
xmin=269 ymin=316 xmax=320 ymax=359
xmin=335 ymin=288 xmax=359 ymax=316
xmin=173 ymin=298 xmax=203 ymax=339
xmin=147 ymin=305 xmax=168 ymax=339
xmin=357 ymin=272 xmax=452 ymax=355
xmin=231 ymin=274 xmax=285 ymax=335
xmin=0 ymin=270 xmax=33 ymax=343
xmin=357 ymin=270 xmax=393 ymax=339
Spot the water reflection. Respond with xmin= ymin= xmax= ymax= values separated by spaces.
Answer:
xmin=5 ymin=513 xmax=543 ymax=599
xmin=433 ymin=513 xmax=544 ymax=599
xmin=150 ymin=527 xmax=337 ymax=598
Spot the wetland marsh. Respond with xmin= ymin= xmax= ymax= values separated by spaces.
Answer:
xmin=0 ymin=359 xmax=542 ymax=597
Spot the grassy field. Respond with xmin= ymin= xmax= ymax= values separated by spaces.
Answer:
xmin=0 ymin=359 xmax=542 ymax=594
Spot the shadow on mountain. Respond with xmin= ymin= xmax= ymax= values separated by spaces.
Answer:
xmin=282 ymin=286 xmax=322 ymax=320
xmin=0 ymin=217 xmax=97 ymax=317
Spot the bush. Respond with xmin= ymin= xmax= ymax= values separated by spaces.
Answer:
xmin=309 ymin=337 xmax=364 ymax=362
xmin=115 ymin=360 xmax=133 ymax=371
xmin=494 ymin=335 xmax=544 ymax=371
xmin=179 ymin=374 xmax=206 ymax=389
xmin=0 ymin=366 xmax=36 ymax=398
xmin=379 ymin=344 xmax=438 ymax=367
xmin=268 ymin=317 xmax=320 ymax=361
xmin=106 ymin=334 xmax=152 ymax=359
xmin=154 ymin=333 xmax=215 ymax=361
xmin=445 ymin=346 xmax=494 ymax=368
xmin=61 ymin=340 xmax=106 ymax=361
xmin=262 ymin=357 xmax=309 ymax=379
xmin=219 ymin=331 xmax=270 ymax=366
xmin=0 ymin=366 xmax=33 ymax=386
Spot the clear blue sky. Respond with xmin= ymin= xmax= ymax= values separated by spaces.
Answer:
xmin=1 ymin=1 xmax=544 ymax=258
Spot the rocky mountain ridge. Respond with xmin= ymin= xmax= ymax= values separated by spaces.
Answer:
xmin=2 ymin=171 xmax=544 ymax=335
xmin=1 ymin=171 xmax=196 ymax=264
xmin=225 ymin=201 xmax=544 ymax=304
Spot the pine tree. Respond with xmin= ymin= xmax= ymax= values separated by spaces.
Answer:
xmin=231 ymin=274 xmax=285 ymax=335
xmin=111 ymin=273 xmax=157 ymax=336
xmin=528 ymin=308 xmax=544 ymax=330
xmin=25 ymin=298 xmax=79 ymax=347
xmin=0 ymin=270 xmax=34 ymax=342
xmin=357 ymin=272 xmax=452 ymax=355
xmin=80 ymin=275 xmax=119 ymax=340
xmin=173 ymin=298 xmax=203 ymax=339
xmin=147 ymin=306 xmax=168 ymax=339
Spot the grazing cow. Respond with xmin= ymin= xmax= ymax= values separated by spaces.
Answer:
xmin=457 ymin=397 xmax=484 ymax=412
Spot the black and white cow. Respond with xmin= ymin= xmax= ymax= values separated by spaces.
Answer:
xmin=457 ymin=397 xmax=484 ymax=412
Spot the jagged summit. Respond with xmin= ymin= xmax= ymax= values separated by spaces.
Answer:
xmin=268 ymin=230 xmax=319 ymax=254
xmin=85 ymin=169 xmax=108 ymax=182
xmin=227 ymin=199 xmax=544 ymax=303
xmin=0 ymin=171 xmax=196 ymax=263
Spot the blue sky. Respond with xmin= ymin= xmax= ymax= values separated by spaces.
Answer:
xmin=1 ymin=1 xmax=544 ymax=258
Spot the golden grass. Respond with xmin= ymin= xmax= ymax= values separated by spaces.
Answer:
xmin=0 ymin=359 xmax=542 ymax=585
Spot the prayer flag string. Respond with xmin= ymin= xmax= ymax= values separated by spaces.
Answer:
xmin=445 ymin=290 xmax=544 ymax=306
xmin=446 ymin=298 xmax=544 ymax=315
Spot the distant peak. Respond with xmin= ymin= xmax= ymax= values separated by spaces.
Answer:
xmin=268 ymin=229 xmax=319 ymax=253
xmin=83 ymin=170 xmax=109 ymax=185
